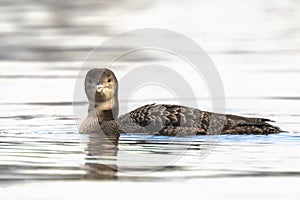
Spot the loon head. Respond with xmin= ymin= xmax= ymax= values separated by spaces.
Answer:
xmin=85 ymin=68 xmax=119 ymax=120
xmin=85 ymin=68 xmax=118 ymax=103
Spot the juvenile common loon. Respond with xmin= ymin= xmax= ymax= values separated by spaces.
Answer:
xmin=79 ymin=68 xmax=283 ymax=136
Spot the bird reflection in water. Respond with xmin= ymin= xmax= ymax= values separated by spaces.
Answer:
xmin=84 ymin=132 xmax=120 ymax=180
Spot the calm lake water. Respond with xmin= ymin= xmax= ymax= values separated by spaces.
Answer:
xmin=0 ymin=0 xmax=300 ymax=199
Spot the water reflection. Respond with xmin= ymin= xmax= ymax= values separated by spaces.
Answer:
xmin=84 ymin=132 xmax=119 ymax=180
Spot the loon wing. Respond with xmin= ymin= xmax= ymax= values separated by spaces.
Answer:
xmin=117 ymin=104 xmax=283 ymax=136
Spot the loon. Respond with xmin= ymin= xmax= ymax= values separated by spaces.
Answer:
xmin=79 ymin=68 xmax=283 ymax=136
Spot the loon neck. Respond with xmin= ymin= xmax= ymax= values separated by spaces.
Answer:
xmin=88 ymin=98 xmax=119 ymax=122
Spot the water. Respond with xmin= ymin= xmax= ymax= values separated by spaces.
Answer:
xmin=1 ymin=0 xmax=300 ymax=199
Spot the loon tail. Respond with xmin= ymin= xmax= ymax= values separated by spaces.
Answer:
xmin=222 ymin=114 xmax=285 ymax=134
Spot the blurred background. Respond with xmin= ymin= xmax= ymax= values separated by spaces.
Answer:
xmin=1 ymin=0 xmax=299 ymax=101
xmin=0 ymin=0 xmax=300 ymax=199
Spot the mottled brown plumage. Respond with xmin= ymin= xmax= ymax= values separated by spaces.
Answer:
xmin=80 ymin=68 xmax=283 ymax=136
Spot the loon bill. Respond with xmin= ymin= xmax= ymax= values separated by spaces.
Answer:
xmin=79 ymin=68 xmax=283 ymax=136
